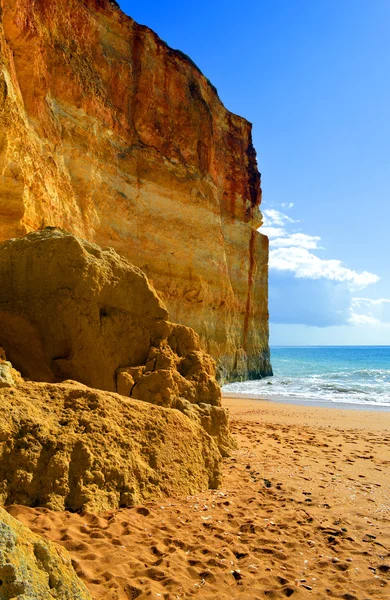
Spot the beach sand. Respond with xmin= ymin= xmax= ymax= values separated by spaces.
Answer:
xmin=7 ymin=396 xmax=390 ymax=599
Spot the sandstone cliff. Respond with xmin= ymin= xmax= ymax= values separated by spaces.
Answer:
xmin=0 ymin=0 xmax=271 ymax=381
xmin=0 ymin=506 xmax=91 ymax=599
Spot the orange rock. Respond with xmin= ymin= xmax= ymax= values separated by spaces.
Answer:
xmin=0 ymin=0 xmax=271 ymax=381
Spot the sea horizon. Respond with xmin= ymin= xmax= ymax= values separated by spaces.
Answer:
xmin=270 ymin=344 xmax=390 ymax=347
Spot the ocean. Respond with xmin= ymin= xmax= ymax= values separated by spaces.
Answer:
xmin=222 ymin=346 xmax=390 ymax=409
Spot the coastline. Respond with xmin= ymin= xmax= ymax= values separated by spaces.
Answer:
xmin=223 ymin=394 xmax=390 ymax=431
xmin=8 ymin=394 xmax=390 ymax=599
xmin=222 ymin=391 xmax=390 ymax=412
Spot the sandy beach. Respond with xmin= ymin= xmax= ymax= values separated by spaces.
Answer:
xmin=8 ymin=396 xmax=390 ymax=599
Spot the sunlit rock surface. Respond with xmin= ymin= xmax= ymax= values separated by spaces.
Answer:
xmin=0 ymin=0 xmax=271 ymax=381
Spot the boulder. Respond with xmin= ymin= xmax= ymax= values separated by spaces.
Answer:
xmin=0 ymin=506 xmax=91 ymax=599
xmin=0 ymin=380 xmax=222 ymax=512
xmin=0 ymin=229 xmax=235 ymax=457
xmin=0 ymin=228 xmax=171 ymax=392
xmin=0 ymin=229 xmax=235 ymax=508
xmin=0 ymin=229 xmax=220 ymax=401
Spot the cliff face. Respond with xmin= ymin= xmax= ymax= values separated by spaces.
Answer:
xmin=0 ymin=0 xmax=271 ymax=381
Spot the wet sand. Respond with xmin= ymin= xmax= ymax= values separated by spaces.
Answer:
xmin=8 ymin=396 xmax=390 ymax=599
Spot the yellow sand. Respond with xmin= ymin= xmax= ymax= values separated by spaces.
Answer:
xmin=7 ymin=396 xmax=390 ymax=599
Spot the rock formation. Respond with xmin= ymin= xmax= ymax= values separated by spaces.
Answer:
xmin=0 ymin=506 xmax=91 ymax=599
xmin=0 ymin=0 xmax=271 ymax=382
xmin=0 ymin=229 xmax=234 ymax=460
xmin=0 ymin=379 xmax=223 ymax=512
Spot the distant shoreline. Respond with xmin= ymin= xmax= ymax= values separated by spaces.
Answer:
xmin=222 ymin=391 xmax=390 ymax=411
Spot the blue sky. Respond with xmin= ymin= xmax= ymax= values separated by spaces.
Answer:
xmin=118 ymin=0 xmax=390 ymax=345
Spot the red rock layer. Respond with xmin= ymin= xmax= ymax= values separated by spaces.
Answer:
xmin=0 ymin=0 xmax=271 ymax=381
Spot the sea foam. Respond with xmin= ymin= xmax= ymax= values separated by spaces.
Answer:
xmin=223 ymin=346 xmax=390 ymax=407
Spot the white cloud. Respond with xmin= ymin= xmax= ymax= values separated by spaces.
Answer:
xmin=262 ymin=208 xmax=296 ymax=227
xmin=351 ymin=297 xmax=390 ymax=308
xmin=260 ymin=203 xmax=382 ymax=328
xmin=348 ymin=312 xmax=380 ymax=326
xmin=269 ymin=247 xmax=379 ymax=288
xmin=260 ymin=226 xmax=286 ymax=238
xmin=349 ymin=297 xmax=390 ymax=325
xmin=260 ymin=205 xmax=379 ymax=289
xmin=271 ymin=233 xmax=321 ymax=250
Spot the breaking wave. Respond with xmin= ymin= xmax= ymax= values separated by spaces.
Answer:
xmin=223 ymin=346 xmax=390 ymax=408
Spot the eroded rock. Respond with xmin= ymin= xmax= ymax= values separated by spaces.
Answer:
xmin=0 ymin=229 xmax=218 ymax=401
xmin=0 ymin=228 xmax=235 ymax=510
xmin=0 ymin=229 xmax=170 ymax=391
xmin=0 ymin=380 xmax=222 ymax=512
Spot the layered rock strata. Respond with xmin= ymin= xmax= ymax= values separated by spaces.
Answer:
xmin=0 ymin=0 xmax=271 ymax=381
xmin=0 ymin=229 xmax=234 ymax=459
xmin=0 ymin=506 xmax=91 ymax=599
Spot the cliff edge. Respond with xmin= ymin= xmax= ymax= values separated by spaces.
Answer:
xmin=0 ymin=0 xmax=271 ymax=381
